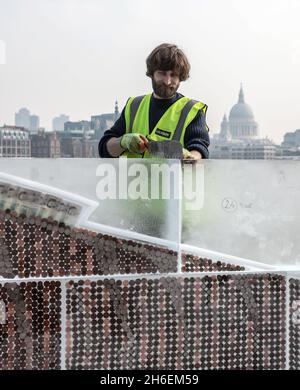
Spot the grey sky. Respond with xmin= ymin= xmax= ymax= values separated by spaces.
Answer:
xmin=1 ymin=0 xmax=300 ymax=143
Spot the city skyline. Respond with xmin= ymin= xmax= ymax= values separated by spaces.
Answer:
xmin=1 ymin=0 xmax=300 ymax=143
xmin=8 ymin=102 xmax=118 ymax=132
xmin=8 ymin=84 xmax=297 ymax=145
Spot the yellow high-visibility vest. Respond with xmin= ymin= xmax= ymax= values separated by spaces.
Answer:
xmin=122 ymin=94 xmax=208 ymax=158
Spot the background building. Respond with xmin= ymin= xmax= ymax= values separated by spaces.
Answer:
xmin=91 ymin=100 xmax=120 ymax=139
xmin=281 ymin=129 xmax=300 ymax=148
xmin=64 ymin=120 xmax=91 ymax=135
xmin=0 ymin=125 xmax=30 ymax=157
xmin=275 ymin=129 xmax=300 ymax=160
xmin=59 ymin=133 xmax=98 ymax=158
xmin=52 ymin=114 xmax=69 ymax=131
xmin=211 ymin=85 xmax=276 ymax=159
xmin=30 ymin=130 xmax=61 ymax=158
xmin=15 ymin=108 xmax=30 ymax=129
xmin=29 ymin=115 xmax=40 ymax=133
xmin=15 ymin=108 xmax=40 ymax=133
xmin=211 ymin=138 xmax=276 ymax=159
xmin=228 ymin=85 xmax=258 ymax=139
xmin=82 ymin=138 xmax=100 ymax=158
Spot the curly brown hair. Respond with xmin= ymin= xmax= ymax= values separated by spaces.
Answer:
xmin=146 ymin=43 xmax=190 ymax=81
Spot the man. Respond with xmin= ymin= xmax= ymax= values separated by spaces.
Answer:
xmin=99 ymin=43 xmax=210 ymax=160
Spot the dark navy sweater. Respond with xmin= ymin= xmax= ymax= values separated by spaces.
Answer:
xmin=98 ymin=92 xmax=210 ymax=158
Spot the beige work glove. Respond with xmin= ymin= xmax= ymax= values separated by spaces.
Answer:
xmin=120 ymin=133 xmax=148 ymax=154
xmin=182 ymin=148 xmax=193 ymax=159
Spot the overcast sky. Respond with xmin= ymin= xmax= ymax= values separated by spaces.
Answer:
xmin=1 ymin=0 xmax=300 ymax=143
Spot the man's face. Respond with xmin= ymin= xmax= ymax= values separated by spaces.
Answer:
xmin=152 ymin=70 xmax=180 ymax=98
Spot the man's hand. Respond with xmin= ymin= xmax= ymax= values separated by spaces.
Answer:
xmin=120 ymin=133 xmax=148 ymax=154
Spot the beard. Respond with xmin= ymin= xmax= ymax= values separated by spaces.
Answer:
xmin=151 ymin=78 xmax=179 ymax=99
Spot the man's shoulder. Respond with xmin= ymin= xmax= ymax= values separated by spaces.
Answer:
xmin=178 ymin=93 xmax=206 ymax=104
xmin=123 ymin=94 xmax=150 ymax=108
xmin=126 ymin=93 xmax=151 ymax=100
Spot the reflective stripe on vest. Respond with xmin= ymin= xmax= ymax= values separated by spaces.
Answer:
xmin=123 ymin=94 xmax=207 ymax=158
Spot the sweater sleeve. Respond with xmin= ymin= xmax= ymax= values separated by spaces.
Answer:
xmin=183 ymin=106 xmax=210 ymax=159
xmin=98 ymin=106 xmax=127 ymax=157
